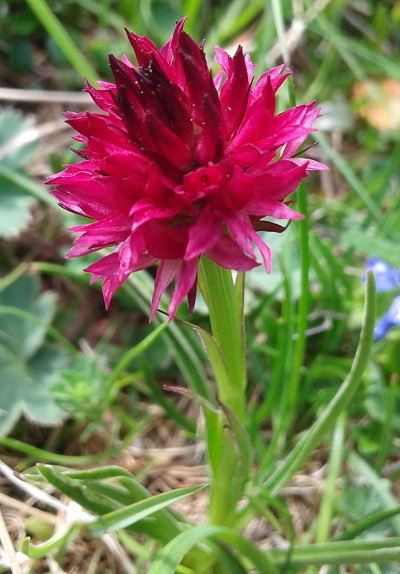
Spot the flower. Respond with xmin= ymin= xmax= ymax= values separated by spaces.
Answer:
xmin=364 ymin=257 xmax=400 ymax=339
xmin=48 ymin=19 xmax=327 ymax=320
xmin=373 ymin=296 xmax=400 ymax=340
xmin=365 ymin=257 xmax=400 ymax=292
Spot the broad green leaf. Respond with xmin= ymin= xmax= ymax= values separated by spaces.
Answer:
xmin=0 ymin=109 xmax=41 ymax=238
xmin=0 ymin=174 xmax=35 ymax=238
xmin=0 ymin=275 xmax=56 ymax=360
xmin=0 ymin=344 xmax=68 ymax=435
xmin=0 ymin=275 xmax=68 ymax=435
xmin=0 ymin=109 xmax=37 ymax=168
xmin=347 ymin=452 xmax=400 ymax=535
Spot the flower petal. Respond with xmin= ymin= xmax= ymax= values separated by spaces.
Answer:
xmin=151 ymin=259 xmax=180 ymax=320
xmin=168 ymin=258 xmax=199 ymax=318
xmin=215 ymin=45 xmax=250 ymax=138
xmin=85 ymin=247 xmax=156 ymax=309
xmin=142 ymin=220 xmax=188 ymax=259
xmin=184 ymin=206 xmax=221 ymax=260
xmin=365 ymin=257 xmax=400 ymax=292
xmin=67 ymin=214 xmax=131 ymax=257
xmin=206 ymin=235 xmax=259 ymax=271
xmin=374 ymin=296 xmax=400 ymax=340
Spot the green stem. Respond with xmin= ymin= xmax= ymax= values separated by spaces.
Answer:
xmin=197 ymin=258 xmax=249 ymax=528
xmin=198 ymin=258 xmax=246 ymax=421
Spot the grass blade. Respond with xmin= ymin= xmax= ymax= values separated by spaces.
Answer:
xmin=264 ymin=271 xmax=375 ymax=494
xmin=90 ymin=485 xmax=206 ymax=536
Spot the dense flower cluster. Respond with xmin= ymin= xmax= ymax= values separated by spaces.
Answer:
xmin=48 ymin=19 xmax=326 ymax=319
xmin=365 ymin=257 xmax=400 ymax=339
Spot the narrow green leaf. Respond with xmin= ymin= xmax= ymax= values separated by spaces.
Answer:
xmin=110 ymin=322 xmax=168 ymax=382
xmin=24 ymin=0 xmax=98 ymax=84
xmin=316 ymin=412 xmax=346 ymax=543
xmin=1 ymin=430 xmax=136 ymax=465
xmin=208 ymin=0 xmax=264 ymax=46
xmin=37 ymin=465 xmax=116 ymax=516
xmin=124 ymin=271 xmax=211 ymax=400
xmin=62 ymin=465 xmax=145 ymax=483
xmin=204 ymin=403 xmax=252 ymax=527
xmin=0 ymin=165 xmax=56 ymax=207
xmin=20 ymin=523 xmax=80 ymax=559
xmin=264 ymin=272 xmax=375 ymax=494
xmin=72 ymin=0 xmax=128 ymax=33
xmin=171 ymin=316 xmax=229 ymax=408
xmin=335 ymin=506 xmax=400 ymax=542
xmin=147 ymin=525 xmax=279 ymax=574
xmin=269 ymin=538 xmax=400 ymax=568
xmin=89 ymin=484 xmax=206 ymax=535
xmin=34 ymin=465 xmax=187 ymax=543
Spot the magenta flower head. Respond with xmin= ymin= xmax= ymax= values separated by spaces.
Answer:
xmin=48 ymin=19 xmax=327 ymax=320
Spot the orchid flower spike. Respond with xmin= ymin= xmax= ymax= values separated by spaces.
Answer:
xmin=48 ymin=19 xmax=327 ymax=320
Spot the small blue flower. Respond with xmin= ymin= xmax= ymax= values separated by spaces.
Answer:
xmin=364 ymin=257 xmax=400 ymax=340
xmin=373 ymin=295 xmax=400 ymax=340
xmin=365 ymin=257 xmax=400 ymax=292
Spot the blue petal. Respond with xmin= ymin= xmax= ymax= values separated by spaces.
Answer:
xmin=385 ymin=296 xmax=400 ymax=326
xmin=364 ymin=257 xmax=400 ymax=292
xmin=374 ymin=320 xmax=390 ymax=340
xmin=373 ymin=295 xmax=400 ymax=340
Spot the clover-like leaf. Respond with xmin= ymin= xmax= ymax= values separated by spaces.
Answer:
xmin=0 ymin=274 xmax=69 ymax=435
xmin=0 ymin=109 xmax=39 ymax=238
